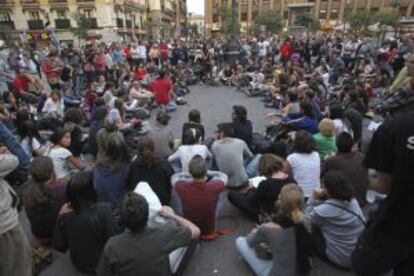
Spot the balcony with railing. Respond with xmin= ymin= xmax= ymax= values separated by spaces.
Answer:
xmin=50 ymin=0 xmax=67 ymax=6
xmin=21 ymin=0 xmax=39 ymax=5
xmin=0 ymin=21 xmax=15 ymax=30
xmin=55 ymin=18 xmax=70 ymax=29
xmin=28 ymin=19 xmax=44 ymax=30
xmin=0 ymin=0 xmax=15 ymax=6
xmin=85 ymin=17 xmax=97 ymax=28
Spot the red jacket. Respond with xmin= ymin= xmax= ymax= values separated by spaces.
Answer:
xmin=150 ymin=78 xmax=172 ymax=105
xmin=175 ymin=179 xmax=225 ymax=235
xmin=134 ymin=69 xmax=147 ymax=81
xmin=13 ymin=75 xmax=29 ymax=95
xmin=281 ymin=42 xmax=292 ymax=59
xmin=160 ymin=43 xmax=169 ymax=59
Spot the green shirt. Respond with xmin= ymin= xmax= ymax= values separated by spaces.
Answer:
xmin=313 ymin=133 xmax=337 ymax=160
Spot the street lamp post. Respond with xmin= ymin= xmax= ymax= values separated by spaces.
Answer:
xmin=231 ymin=0 xmax=238 ymax=38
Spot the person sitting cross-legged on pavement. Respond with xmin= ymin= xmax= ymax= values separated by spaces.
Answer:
xmin=304 ymin=170 xmax=365 ymax=269
xmin=212 ymin=123 xmax=260 ymax=188
xmin=228 ymin=154 xmax=292 ymax=222
xmin=97 ymin=192 xmax=200 ymax=276
xmin=53 ymin=171 xmax=120 ymax=273
xmin=236 ymin=184 xmax=312 ymax=276
xmin=172 ymin=156 xmax=227 ymax=239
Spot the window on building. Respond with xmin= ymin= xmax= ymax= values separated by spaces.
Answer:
xmin=399 ymin=7 xmax=407 ymax=16
xmin=213 ymin=14 xmax=219 ymax=23
xmin=319 ymin=10 xmax=327 ymax=19
xmin=29 ymin=11 xmax=40 ymax=20
xmin=241 ymin=12 xmax=248 ymax=21
xmin=0 ymin=11 xmax=11 ymax=22
xmin=283 ymin=10 xmax=289 ymax=20
xmin=331 ymin=9 xmax=338 ymax=19
xmin=56 ymin=10 xmax=67 ymax=19
xmin=83 ymin=9 xmax=93 ymax=18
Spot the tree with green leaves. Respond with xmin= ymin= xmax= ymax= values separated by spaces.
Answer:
xmin=294 ymin=13 xmax=320 ymax=32
xmin=375 ymin=10 xmax=399 ymax=27
xmin=345 ymin=10 xmax=376 ymax=30
xmin=72 ymin=12 xmax=93 ymax=46
xmin=217 ymin=5 xmax=240 ymax=35
xmin=253 ymin=10 xmax=283 ymax=34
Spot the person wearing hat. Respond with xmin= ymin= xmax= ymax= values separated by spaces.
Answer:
xmin=313 ymin=118 xmax=337 ymax=160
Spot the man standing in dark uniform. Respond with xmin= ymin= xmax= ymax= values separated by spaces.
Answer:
xmin=352 ymin=109 xmax=414 ymax=275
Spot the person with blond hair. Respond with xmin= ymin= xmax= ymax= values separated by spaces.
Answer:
xmin=236 ymin=184 xmax=312 ymax=276
xmin=313 ymin=118 xmax=337 ymax=160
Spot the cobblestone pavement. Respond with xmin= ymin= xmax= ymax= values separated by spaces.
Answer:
xmin=32 ymin=85 xmax=356 ymax=276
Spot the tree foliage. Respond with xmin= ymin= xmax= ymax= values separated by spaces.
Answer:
xmin=72 ymin=12 xmax=93 ymax=42
xmin=294 ymin=13 xmax=320 ymax=32
xmin=217 ymin=5 xmax=240 ymax=34
xmin=345 ymin=9 xmax=400 ymax=29
xmin=253 ymin=10 xmax=283 ymax=34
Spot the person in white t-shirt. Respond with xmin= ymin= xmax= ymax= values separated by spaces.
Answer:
xmin=46 ymin=128 xmax=89 ymax=179
xmin=284 ymin=131 xmax=321 ymax=199
xmin=18 ymin=120 xmax=49 ymax=160
xmin=42 ymin=90 xmax=64 ymax=118
xmin=168 ymin=128 xmax=212 ymax=174
xmin=257 ymin=38 xmax=269 ymax=58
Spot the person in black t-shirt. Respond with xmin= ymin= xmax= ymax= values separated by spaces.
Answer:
xmin=232 ymin=105 xmax=253 ymax=148
xmin=53 ymin=171 xmax=120 ymax=273
xmin=352 ymin=110 xmax=414 ymax=276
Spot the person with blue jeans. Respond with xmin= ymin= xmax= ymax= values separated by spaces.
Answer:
xmin=236 ymin=184 xmax=312 ymax=276
xmin=212 ymin=122 xmax=260 ymax=188
xmin=0 ymin=122 xmax=30 ymax=183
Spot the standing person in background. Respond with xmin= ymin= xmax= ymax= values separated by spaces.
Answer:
xmin=0 ymin=148 xmax=32 ymax=276
xmin=352 ymin=109 xmax=414 ymax=276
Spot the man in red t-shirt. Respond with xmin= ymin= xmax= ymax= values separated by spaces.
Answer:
xmin=160 ymin=41 xmax=169 ymax=61
xmin=172 ymin=156 xmax=227 ymax=238
xmin=12 ymin=70 xmax=30 ymax=97
xmin=150 ymin=70 xmax=173 ymax=108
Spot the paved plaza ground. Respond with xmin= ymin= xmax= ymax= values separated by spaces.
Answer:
xmin=27 ymin=85 xmax=356 ymax=276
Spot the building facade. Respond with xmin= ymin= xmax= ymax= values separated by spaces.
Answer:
xmin=188 ymin=13 xmax=204 ymax=36
xmin=146 ymin=0 xmax=187 ymax=39
xmin=0 ymin=0 xmax=186 ymax=47
xmin=205 ymin=0 xmax=414 ymax=36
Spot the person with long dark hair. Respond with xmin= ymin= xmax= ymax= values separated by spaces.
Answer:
xmin=168 ymin=128 xmax=212 ymax=173
xmin=285 ymin=131 xmax=321 ymax=200
xmin=127 ymin=137 xmax=174 ymax=205
xmin=236 ymin=184 xmax=312 ymax=276
xmin=94 ymin=133 xmax=130 ymax=208
xmin=53 ymin=171 xmax=120 ymax=273
xmin=18 ymin=120 xmax=47 ymax=159
xmin=23 ymin=156 xmax=66 ymax=244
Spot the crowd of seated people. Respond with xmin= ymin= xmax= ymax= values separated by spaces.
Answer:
xmin=1 ymin=33 xmax=414 ymax=276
